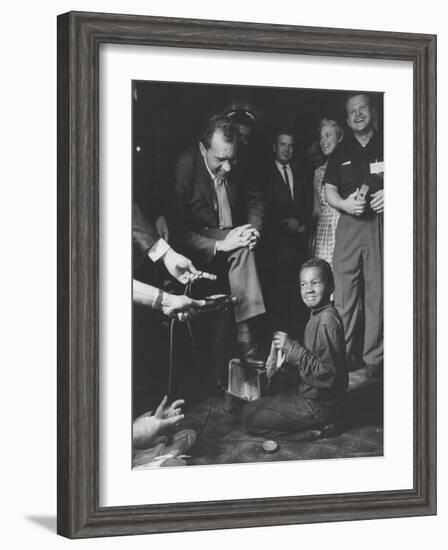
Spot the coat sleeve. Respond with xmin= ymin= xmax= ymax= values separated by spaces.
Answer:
xmin=173 ymin=152 xmax=217 ymax=265
xmin=132 ymin=202 xmax=160 ymax=269
xmin=246 ymin=174 xmax=264 ymax=233
xmin=284 ymin=323 xmax=345 ymax=389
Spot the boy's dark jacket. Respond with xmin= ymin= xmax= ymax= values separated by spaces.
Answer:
xmin=284 ymin=302 xmax=348 ymax=409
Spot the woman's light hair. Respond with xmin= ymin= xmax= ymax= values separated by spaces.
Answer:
xmin=318 ymin=118 xmax=344 ymax=142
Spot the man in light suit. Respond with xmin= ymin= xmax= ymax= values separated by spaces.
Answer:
xmin=173 ymin=115 xmax=266 ymax=369
xmin=259 ymin=128 xmax=310 ymax=336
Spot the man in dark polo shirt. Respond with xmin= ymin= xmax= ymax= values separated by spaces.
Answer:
xmin=324 ymin=92 xmax=384 ymax=372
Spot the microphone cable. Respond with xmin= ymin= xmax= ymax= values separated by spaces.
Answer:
xmin=166 ymin=278 xmax=214 ymax=439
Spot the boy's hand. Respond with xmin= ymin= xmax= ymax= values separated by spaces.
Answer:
xmin=273 ymin=331 xmax=292 ymax=354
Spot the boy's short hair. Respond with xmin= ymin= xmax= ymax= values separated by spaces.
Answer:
xmin=300 ymin=258 xmax=335 ymax=292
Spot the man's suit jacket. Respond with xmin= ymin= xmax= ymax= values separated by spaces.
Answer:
xmin=261 ymin=161 xmax=310 ymax=262
xmin=174 ymin=146 xmax=264 ymax=264
xmin=132 ymin=201 xmax=160 ymax=270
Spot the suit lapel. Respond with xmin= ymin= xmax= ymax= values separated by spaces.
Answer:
xmin=291 ymin=165 xmax=302 ymax=206
xmin=275 ymin=164 xmax=293 ymax=204
xmin=226 ymin=174 xmax=237 ymax=210
xmin=195 ymin=150 xmax=218 ymax=217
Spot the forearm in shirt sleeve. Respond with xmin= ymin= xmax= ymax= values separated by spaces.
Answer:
xmin=146 ymin=238 xmax=171 ymax=262
xmin=325 ymin=184 xmax=345 ymax=211
xmin=133 ymin=280 xmax=165 ymax=311
xmin=133 ymin=202 xmax=162 ymax=269
xmin=284 ymin=325 xmax=341 ymax=388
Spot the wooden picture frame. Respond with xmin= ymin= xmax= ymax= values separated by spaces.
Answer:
xmin=57 ymin=10 xmax=437 ymax=538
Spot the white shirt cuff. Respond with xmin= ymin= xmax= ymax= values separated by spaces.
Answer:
xmin=147 ymin=238 xmax=171 ymax=263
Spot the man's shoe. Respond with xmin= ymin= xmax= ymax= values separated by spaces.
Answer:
xmin=239 ymin=345 xmax=265 ymax=368
xmin=236 ymin=320 xmax=265 ymax=368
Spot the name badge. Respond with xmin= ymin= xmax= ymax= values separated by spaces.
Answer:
xmin=341 ymin=160 xmax=351 ymax=166
xmin=370 ymin=161 xmax=384 ymax=174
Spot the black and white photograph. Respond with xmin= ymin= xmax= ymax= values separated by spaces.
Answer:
xmin=131 ymin=81 xmax=384 ymax=468
xmin=2 ymin=0 xmax=441 ymax=543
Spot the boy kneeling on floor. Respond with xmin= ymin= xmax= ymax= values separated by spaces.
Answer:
xmin=240 ymin=258 xmax=348 ymax=439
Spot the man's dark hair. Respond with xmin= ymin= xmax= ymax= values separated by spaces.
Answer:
xmin=273 ymin=126 xmax=295 ymax=143
xmin=201 ymin=115 xmax=236 ymax=149
xmin=300 ymin=258 xmax=335 ymax=293
xmin=344 ymin=91 xmax=372 ymax=110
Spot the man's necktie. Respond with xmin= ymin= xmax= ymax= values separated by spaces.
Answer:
xmin=283 ymin=166 xmax=293 ymax=200
xmin=214 ymin=178 xmax=233 ymax=229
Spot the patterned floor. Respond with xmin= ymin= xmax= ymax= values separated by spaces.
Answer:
xmin=184 ymin=366 xmax=383 ymax=466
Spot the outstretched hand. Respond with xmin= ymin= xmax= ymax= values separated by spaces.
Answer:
xmin=154 ymin=395 xmax=185 ymax=426
xmin=133 ymin=395 xmax=185 ymax=449
xmin=162 ymin=248 xmax=216 ymax=284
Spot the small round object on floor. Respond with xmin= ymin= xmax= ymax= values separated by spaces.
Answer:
xmin=262 ymin=440 xmax=278 ymax=453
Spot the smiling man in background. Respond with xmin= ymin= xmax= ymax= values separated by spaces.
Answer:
xmin=324 ymin=92 xmax=384 ymax=374
xmin=259 ymin=127 xmax=310 ymax=337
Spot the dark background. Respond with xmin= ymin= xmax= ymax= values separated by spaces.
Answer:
xmin=132 ymin=80 xmax=383 ymax=219
xmin=131 ymin=81 xmax=384 ymax=413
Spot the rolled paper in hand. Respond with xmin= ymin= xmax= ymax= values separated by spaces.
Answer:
xmin=277 ymin=349 xmax=285 ymax=368
xmin=265 ymin=341 xmax=277 ymax=380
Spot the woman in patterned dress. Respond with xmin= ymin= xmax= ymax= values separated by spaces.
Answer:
xmin=311 ymin=119 xmax=344 ymax=267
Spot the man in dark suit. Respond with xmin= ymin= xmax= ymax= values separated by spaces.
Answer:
xmin=132 ymin=202 xmax=212 ymax=415
xmin=173 ymin=115 xmax=266 ymax=368
xmin=259 ymin=128 xmax=310 ymax=336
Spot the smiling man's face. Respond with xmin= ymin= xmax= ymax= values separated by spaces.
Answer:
xmin=200 ymin=130 xmax=236 ymax=180
xmin=346 ymin=94 xmax=373 ymax=136
xmin=273 ymin=134 xmax=294 ymax=165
